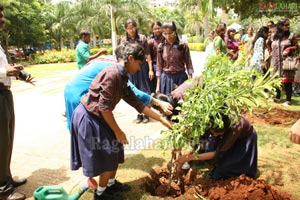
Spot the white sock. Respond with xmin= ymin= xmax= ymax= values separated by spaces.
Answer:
xmin=96 ymin=186 xmax=106 ymax=196
xmin=107 ymin=178 xmax=115 ymax=187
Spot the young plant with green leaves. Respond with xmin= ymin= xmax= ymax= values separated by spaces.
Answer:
xmin=160 ymin=54 xmax=281 ymax=151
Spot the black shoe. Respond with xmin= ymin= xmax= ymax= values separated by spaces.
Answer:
xmin=9 ymin=178 xmax=27 ymax=188
xmin=0 ymin=183 xmax=13 ymax=196
xmin=142 ymin=116 xmax=150 ymax=123
xmin=106 ymin=180 xmax=131 ymax=193
xmin=136 ymin=114 xmax=143 ymax=124
xmin=94 ymin=189 xmax=123 ymax=200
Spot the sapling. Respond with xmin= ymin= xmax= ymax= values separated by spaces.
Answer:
xmin=159 ymin=54 xmax=281 ymax=187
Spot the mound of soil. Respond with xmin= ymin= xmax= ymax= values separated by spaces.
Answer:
xmin=243 ymin=107 xmax=300 ymax=127
xmin=144 ymin=166 xmax=295 ymax=200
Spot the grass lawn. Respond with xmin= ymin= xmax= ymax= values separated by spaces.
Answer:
xmin=19 ymin=63 xmax=300 ymax=199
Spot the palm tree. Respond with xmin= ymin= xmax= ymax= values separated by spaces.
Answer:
xmin=49 ymin=1 xmax=75 ymax=49
xmin=178 ymin=0 xmax=214 ymax=37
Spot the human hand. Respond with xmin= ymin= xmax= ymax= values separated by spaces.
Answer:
xmin=99 ymin=49 xmax=108 ymax=55
xmin=149 ymin=70 xmax=154 ymax=80
xmin=115 ymin=131 xmax=129 ymax=144
xmin=158 ymin=100 xmax=173 ymax=116
xmin=155 ymin=87 xmax=160 ymax=94
xmin=173 ymin=154 xmax=189 ymax=175
xmin=289 ymin=119 xmax=300 ymax=144
xmin=25 ymin=75 xmax=36 ymax=85
xmin=6 ymin=64 xmax=22 ymax=76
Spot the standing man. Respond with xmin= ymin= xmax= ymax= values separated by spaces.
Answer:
xmin=75 ymin=30 xmax=107 ymax=70
xmin=0 ymin=4 xmax=34 ymax=200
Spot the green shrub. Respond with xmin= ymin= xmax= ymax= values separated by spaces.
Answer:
xmin=187 ymin=35 xmax=204 ymax=43
xmin=188 ymin=43 xmax=205 ymax=51
xmin=90 ymin=47 xmax=113 ymax=55
xmin=31 ymin=49 xmax=76 ymax=64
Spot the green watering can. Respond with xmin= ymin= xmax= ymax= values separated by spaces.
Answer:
xmin=33 ymin=185 xmax=88 ymax=200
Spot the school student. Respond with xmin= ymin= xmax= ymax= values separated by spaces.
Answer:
xmin=64 ymin=55 xmax=173 ymax=130
xmin=148 ymin=21 xmax=163 ymax=93
xmin=120 ymin=19 xmax=153 ymax=123
xmin=175 ymin=115 xmax=258 ymax=180
xmin=70 ymin=43 xmax=172 ymax=200
xmin=156 ymin=21 xmax=194 ymax=95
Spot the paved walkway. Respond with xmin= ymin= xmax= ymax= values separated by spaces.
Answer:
xmin=9 ymin=51 xmax=206 ymax=199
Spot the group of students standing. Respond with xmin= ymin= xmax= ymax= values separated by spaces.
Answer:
xmin=206 ymin=19 xmax=299 ymax=106
xmin=120 ymin=19 xmax=194 ymax=123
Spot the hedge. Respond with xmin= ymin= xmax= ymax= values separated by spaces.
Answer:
xmin=188 ymin=43 xmax=205 ymax=51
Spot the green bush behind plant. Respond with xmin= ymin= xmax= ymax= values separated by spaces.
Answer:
xmin=30 ymin=46 xmax=113 ymax=65
xmin=188 ymin=43 xmax=205 ymax=51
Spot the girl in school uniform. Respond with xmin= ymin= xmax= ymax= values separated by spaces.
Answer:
xmin=120 ymin=19 xmax=153 ymax=123
xmin=71 ymin=43 xmax=172 ymax=200
xmin=148 ymin=21 xmax=163 ymax=93
xmin=156 ymin=21 xmax=194 ymax=95
xmin=175 ymin=115 xmax=258 ymax=180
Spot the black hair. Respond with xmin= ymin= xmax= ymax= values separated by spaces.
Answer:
xmin=150 ymin=21 xmax=162 ymax=38
xmin=152 ymin=92 xmax=180 ymax=122
xmin=158 ymin=21 xmax=184 ymax=52
xmin=227 ymin=28 xmax=236 ymax=38
xmin=252 ymin=26 xmax=269 ymax=47
xmin=210 ymin=114 xmax=231 ymax=133
xmin=0 ymin=4 xmax=3 ymax=11
xmin=267 ymin=20 xmax=274 ymax=26
xmin=79 ymin=30 xmax=90 ymax=38
xmin=114 ymin=42 xmax=146 ymax=64
xmin=115 ymin=42 xmax=145 ymax=95
xmin=273 ymin=19 xmax=290 ymax=41
xmin=215 ymin=23 xmax=226 ymax=36
xmin=124 ymin=19 xmax=140 ymax=42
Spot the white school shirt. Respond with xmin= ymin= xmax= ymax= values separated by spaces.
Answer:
xmin=0 ymin=45 xmax=11 ymax=86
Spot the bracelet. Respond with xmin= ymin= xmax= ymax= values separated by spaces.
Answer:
xmin=150 ymin=97 xmax=154 ymax=107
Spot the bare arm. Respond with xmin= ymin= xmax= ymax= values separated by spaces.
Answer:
xmin=87 ymin=49 xmax=108 ymax=62
xmin=101 ymin=111 xmax=128 ymax=144
xmin=289 ymin=119 xmax=300 ymax=144
xmin=156 ymin=76 xmax=161 ymax=94
xmin=147 ymin=54 xmax=154 ymax=80
xmin=175 ymin=151 xmax=216 ymax=172
xmin=142 ymin=106 xmax=172 ymax=129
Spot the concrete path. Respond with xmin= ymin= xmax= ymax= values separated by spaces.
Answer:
xmin=9 ymin=51 xmax=206 ymax=199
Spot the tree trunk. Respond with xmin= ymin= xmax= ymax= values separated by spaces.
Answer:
xmin=195 ymin=20 xmax=200 ymax=36
xmin=203 ymin=14 xmax=209 ymax=38
xmin=70 ymin=36 xmax=75 ymax=49
xmin=60 ymin=38 xmax=64 ymax=50
xmin=4 ymin=31 xmax=12 ymax=63
xmin=92 ymin=34 xmax=97 ymax=48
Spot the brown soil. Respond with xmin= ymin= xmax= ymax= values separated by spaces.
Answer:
xmin=144 ymin=166 xmax=295 ymax=200
xmin=242 ymin=107 xmax=300 ymax=127
xmin=143 ymin=107 xmax=299 ymax=199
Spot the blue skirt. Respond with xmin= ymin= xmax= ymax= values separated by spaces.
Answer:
xmin=128 ymin=62 xmax=151 ymax=94
xmin=211 ymin=130 xmax=258 ymax=180
xmin=71 ymin=104 xmax=124 ymax=177
xmin=160 ymin=72 xmax=188 ymax=95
